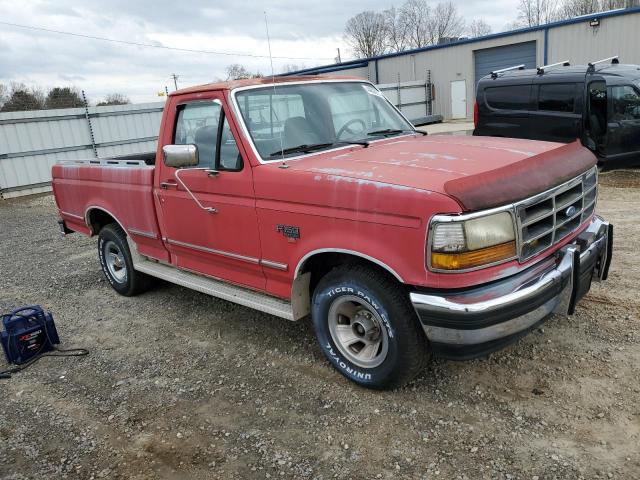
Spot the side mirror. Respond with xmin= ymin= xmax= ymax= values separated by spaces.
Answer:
xmin=163 ymin=144 xmax=198 ymax=168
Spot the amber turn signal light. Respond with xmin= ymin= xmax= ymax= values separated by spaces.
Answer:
xmin=431 ymin=241 xmax=517 ymax=270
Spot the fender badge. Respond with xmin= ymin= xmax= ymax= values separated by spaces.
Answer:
xmin=276 ymin=224 xmax=300 ymax=240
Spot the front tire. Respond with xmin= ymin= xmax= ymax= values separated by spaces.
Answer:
xmin=312 ymin=264 xmax=428 ymax=389
xmin=98 ymin=223 xmax=153 ymax=296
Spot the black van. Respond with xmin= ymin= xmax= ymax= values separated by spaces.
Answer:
xmin=473 ymin=58 xmax=640 ymax=166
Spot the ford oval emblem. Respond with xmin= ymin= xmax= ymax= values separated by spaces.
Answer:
xmin=565 ymin=206 xmax=577 ymax=217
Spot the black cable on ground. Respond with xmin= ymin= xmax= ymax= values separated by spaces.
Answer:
xmin=0 ymin=347 xmax=89 ymax=379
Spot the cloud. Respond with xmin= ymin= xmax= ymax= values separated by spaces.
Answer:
xmin=0 ymin=0 xmax=520 ymax=103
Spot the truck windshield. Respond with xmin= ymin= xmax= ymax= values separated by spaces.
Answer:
xmin=235 ymin=82 xmax=415 ymax=160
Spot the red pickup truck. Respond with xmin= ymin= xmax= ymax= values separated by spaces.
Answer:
xmin=52 ymin=76 xmax=613 ymax=389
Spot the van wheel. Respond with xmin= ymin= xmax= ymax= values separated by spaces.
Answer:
xmin=311 ymin=264 xmax=429 ymax=389
xmin=98 ymin=223 xmax=153 ymax=296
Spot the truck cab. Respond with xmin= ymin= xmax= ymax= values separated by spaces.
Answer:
xmin=474 ymin=60 xmax=640 ymax=167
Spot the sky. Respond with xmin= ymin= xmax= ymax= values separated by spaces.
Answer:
xmin=0 ymin=0 xmax=521 ymax=104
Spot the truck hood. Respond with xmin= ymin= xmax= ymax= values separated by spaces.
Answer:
xmin=285 ymin=135 xmax=597 ymax=211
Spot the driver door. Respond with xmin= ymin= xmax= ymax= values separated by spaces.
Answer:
xmin=155 ymin=95 xmax=265 ymax=290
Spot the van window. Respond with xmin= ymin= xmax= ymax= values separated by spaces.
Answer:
xmin=538 ymin=84 xmax=576 ymax=112
xmin=610 ymin=85 xmax=640 ymax=121
xmin=485 ymin=85 xmax=530 ymax=110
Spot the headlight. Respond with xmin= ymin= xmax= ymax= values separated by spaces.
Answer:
xmin=430 ymin=211 xmax=516 ymax=271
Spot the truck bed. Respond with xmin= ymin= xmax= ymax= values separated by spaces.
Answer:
xmin=52 ymin=159 xmax=167 ymax=260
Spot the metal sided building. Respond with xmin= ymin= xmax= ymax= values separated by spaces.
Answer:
xmin=285 ymin=7 xmax=640 ymax=121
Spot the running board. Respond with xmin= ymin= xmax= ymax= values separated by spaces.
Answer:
xmin=132 ymin=252 xmax=295 ymax=320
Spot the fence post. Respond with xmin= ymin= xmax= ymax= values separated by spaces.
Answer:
xmin=426 ymin=69 xmax=433 ymax=117
xmin=82 ymin=90 xmax=98 ymax=158
xmin=396 ymin=73 xmax=402 ymax=112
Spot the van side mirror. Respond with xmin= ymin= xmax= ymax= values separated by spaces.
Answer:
xmin=163 ymin=144 xmax=199 ymax=168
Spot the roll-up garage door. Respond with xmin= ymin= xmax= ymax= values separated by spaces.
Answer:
xmin=474 ymin=41 xmax=537 ymax=86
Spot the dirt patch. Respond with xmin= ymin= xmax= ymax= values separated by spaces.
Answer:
xmin=0 ymin=178 xmax=639 ymax=479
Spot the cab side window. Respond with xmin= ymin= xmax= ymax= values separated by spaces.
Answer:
xmin=174 ymin=103 xmax=222 ymax=168
xmin=174 ymin=102 xmax=243 ymax=171
xmin=610 ymin=86 xmax=640 ymax=121
xmin=219 ymin=116 xmax=243 ymax=171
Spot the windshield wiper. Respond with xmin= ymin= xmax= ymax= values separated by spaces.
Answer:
xmin=269 ymin=140 xmax=368 ymax=158
xmin=335 ymin=140 xmax=370 ymax=147
xmin=269 ymin=143 xmax=334 ymax=158
xmin=367 ymin=128 xmax=425 ymax=137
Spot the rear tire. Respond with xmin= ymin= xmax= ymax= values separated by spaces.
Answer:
xmin=98 ymin=223 xmax=153 ymax=296
xmin=311 ymin=264 xmax=429 ymax=389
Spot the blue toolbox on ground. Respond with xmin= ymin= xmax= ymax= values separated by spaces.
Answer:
xmin=1 ymin=306 xmax=60 ymax=365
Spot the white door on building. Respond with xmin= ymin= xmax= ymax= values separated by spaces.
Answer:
xmin=450 ymin=80 xmax=467 ymax=119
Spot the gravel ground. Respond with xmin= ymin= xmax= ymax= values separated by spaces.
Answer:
xmin=1 ymin=172 xmax=639 ymax=480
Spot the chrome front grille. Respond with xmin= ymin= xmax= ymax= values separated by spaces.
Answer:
xmin=516 ymin=168 xmax=598 ymax=261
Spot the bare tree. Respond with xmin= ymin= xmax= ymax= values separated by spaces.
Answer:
xmin=553 ymin=0 xmax=638 ymax=21
xmin=601 ymin=0 xmax=639 ymax=8
xmin=468 ymin=19 xmax=492 ymax=37
xmin=429 ymin=2 xmax=466 ymax=44
xmin=502 ymin=19 xmax=525 ymax=31
xmin=344 ymin=11 xmax=388 ymax=58
xmin=384 ymin=6 xmax=410 ymax=52
xmin=223 ymin=64 xmax=263 ymax=80
xmin=31 ymin=85 xmax=46 ymax=110
xmin=96 ymin=93 xmax=130 ymax=106
xmin=225 ymin=64 xmax=253 ymax=80
xmin=558 ymin=0 xmax=600 ymax=18
xmin=517 ymin=0 xmax=558 ymax=26
xmin=280 ymin=64 xmax=305 ymax=74
xmin=400 ymin=0 xmax=432 ymax=48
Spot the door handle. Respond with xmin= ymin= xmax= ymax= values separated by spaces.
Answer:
xmin=160 ymin=180 xmax=178 ymax=189
xmin=174 ymin=168 xmax=219 ymax=214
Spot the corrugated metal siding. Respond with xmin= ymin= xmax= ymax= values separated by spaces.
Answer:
xmin=547 ymin=13 xmax=640 ymax=66
xmin=319 ymin=66 xmax=370 ymax=79
xmin=0 ymin=102 xmax=163 ymax=198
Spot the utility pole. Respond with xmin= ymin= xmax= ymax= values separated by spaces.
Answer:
xmin=335 ymin=48 xmax=342 ymax=64
xmin=171 ymin=73 xmax=179 ymax=91
xmin=165 ymin=86 xmax=169 ymax=97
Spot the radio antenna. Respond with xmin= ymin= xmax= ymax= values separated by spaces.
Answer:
xmin=264 ymin=11 xmax=287 ymax=167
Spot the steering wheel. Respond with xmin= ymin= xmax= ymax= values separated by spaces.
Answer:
xmin=336 ymin=118 xmax=366 ymax=140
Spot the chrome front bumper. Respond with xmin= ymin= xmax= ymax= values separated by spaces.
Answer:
xmin=410 ymin=216 xmax=613 ymax=360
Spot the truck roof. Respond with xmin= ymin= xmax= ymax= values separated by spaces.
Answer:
xmin=171 ymin=75 xmax=362 ymax=96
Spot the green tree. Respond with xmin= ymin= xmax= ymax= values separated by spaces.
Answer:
xmin=0 ymin=84 xmax=45 ymax=112
xmin=45 ymin=87 xmax=85 ymax=109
